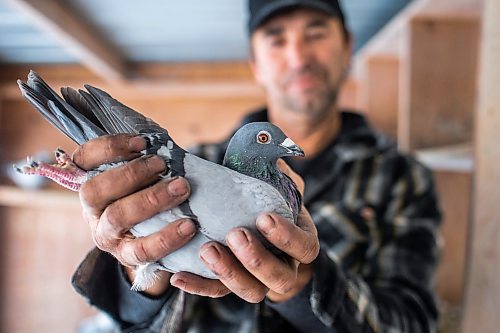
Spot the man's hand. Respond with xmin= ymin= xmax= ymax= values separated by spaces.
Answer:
xmin=170 ymin=160 xmax=320 ymax=303
xmin=73 ymin=134 xmax=197 ymax=296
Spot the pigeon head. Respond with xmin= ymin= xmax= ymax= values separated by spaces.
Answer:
xmin=223 ymin=122 xmax=304 ymax=171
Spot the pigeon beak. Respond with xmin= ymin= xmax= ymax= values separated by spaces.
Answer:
xmin=279 ymin=138 xmax=305 ymax=157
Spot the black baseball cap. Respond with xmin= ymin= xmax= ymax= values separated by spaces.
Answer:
xmin=248 ymin=0 xmax=347 ymax=35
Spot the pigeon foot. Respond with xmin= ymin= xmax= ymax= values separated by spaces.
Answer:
xmin=14 ymin=148 xmax=87 ymax=191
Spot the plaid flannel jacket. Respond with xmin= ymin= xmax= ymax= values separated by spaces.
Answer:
xmin=73 ymin=110 xmax=442 ymax=333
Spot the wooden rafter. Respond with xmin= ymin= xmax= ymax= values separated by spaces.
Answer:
xmin=6 ymin=0 xmax=129 ymax=81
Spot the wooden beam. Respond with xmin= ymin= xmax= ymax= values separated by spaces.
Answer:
xmin=462 ymin=0 xmax=500 ymax=331
xmin=5 ymin=0 xmax=129 ymax=81
xmin=0 ymin=62 xmax=264 ymax=101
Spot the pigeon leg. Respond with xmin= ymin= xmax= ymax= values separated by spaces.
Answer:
xmin=14 ymin=149 xmax=87 ymax=191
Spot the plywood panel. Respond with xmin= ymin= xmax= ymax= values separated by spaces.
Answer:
xmin=401 ymin=13 xmax=480 ymax=150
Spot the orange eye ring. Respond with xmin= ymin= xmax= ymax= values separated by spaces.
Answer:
xmin=257 ymin=131 xmax=271 ymax=144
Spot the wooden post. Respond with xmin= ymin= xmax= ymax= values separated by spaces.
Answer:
xmin=462 ymin=0 xmax=500 ymax=331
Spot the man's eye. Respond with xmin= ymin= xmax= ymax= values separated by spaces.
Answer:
xmin=306 ymin=28 xmax=327 ymax=40
xmin=307 ymin=32 xmax=326 ymax=40
xmin=269 ymin=37 xmax=285 ymax=47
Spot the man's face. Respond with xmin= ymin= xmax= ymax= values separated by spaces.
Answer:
xmin=250 ymin=8 xmax=352 ymax=120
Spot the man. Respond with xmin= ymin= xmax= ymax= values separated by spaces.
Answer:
xmin=72 ymin=0 xmax=442 ymax=332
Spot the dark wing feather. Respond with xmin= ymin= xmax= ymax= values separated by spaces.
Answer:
xmin=61 ymin=87 xmax=105 ymax=133
xmin=84 ymin=85 xmax=167 ymax=135
xmin=17 ymin=80 xmax=75 ymax=140
xmin=18 ymin=74 xmax=106 ymax=144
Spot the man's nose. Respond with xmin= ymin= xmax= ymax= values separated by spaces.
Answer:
xmin=286 ymin=38 xmax=312 ymax=68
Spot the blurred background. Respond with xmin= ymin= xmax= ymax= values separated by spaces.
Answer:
xmin=0 ymin=0 xmax=497 ymax=332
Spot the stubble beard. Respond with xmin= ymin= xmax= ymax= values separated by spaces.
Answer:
xmin=282 ymin=86 xmax=338 ymax=121
xmin=278 ymin=65 xmax=343 ymax=122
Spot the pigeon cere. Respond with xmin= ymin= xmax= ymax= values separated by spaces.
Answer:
xmin=15 ymin=70 xmax=305 ymax=291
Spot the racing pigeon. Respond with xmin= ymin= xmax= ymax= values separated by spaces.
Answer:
xmin=15 ymin=70 xmax=304 ymax=290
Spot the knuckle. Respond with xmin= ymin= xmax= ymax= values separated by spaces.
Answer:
xmin=242 ymin=289 xmax=266 ymax=303
xmin=279 ymin=236 xmax=293 ymax=251
xmin=246 ymin=256 xmax=264 ymax=270
xmin=120 ymin=241 xmax=150 ymax=265
xmin=94 ymin=234 xmax=113 ymax=252
xmin=274 ymin=276 xmax=294 ymax=294
xmin=299 ymin=240 xmax=320 ymax=263
xmin=214 ymin=286 xmax=230 ymax=298
xmin=122 ymin=161 xmax=142 ymax=184
xmin=103 ymin=204 xmax=125 ymax=229
xmin=103 ymin=136 xmax=125 ymax=161
xmin=79 ymin=180 xmax=100 ymax=208
xmin=132 ymin=241 xmax=151 ymax=263
xmin=144 ymin=187 xmax=162 ymax=209
xmin=156 ymin=233 xmax=175 ymax=253
xmin=71 ymin=147 xmax=85 ymax=168
xmin=214 ymin=265 xmax=236 ymax=281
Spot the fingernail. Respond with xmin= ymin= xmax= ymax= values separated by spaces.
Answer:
xmin=145 ymin=155 xmax=166 ymax=173
xmin=168 ymin=177 xmax=189 ymax=196
xmin=171 ymin=277 xmax=186 ymax=290
xmin=200 ymin=245 xmax=220 ymax=264
xmin=227 ymin=229 xmax=249 ymax=248
xmin=177 ymin=220 xmax=196 ymax=237
xmin=256 ymin=214 xmax=276 ymax=235
xmin=129 ymin=136 xmax=146 ymax=152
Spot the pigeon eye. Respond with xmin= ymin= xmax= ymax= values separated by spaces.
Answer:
xmin=257 ymin=131 xmax=271 ymax=144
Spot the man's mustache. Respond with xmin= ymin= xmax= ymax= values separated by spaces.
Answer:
xmin=282 ymin=65 xmax=327 ymax=86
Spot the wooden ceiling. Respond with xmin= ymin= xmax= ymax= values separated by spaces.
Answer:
xmin=0 ymin=0 xmax=413 ymax=81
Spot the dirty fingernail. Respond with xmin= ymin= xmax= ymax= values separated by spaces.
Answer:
xmin=227 ymin=229 xmax=249 ymax=248
xmin=256 ymin=214 xmax=276 ymax=234
xmin=200 ymin=245 xmax=221 ymax=264
xmin=178 ymin=219 xmax=196 ymax=237
xmin=145 ymin=155 xmax=166 ymax=173
xmin=129 ymin=136 xmax=146 ymax=151
xmin=171 ymin=276 xmax=186 ymax=289
xmin=168 ymin=177 xmax=189 ymax=196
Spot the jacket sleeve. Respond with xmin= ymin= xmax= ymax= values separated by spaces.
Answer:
xmin=71 ymin=248 xmax=186 ymax=332
xmin=267 ymin=156 xmax=442 ymax=332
